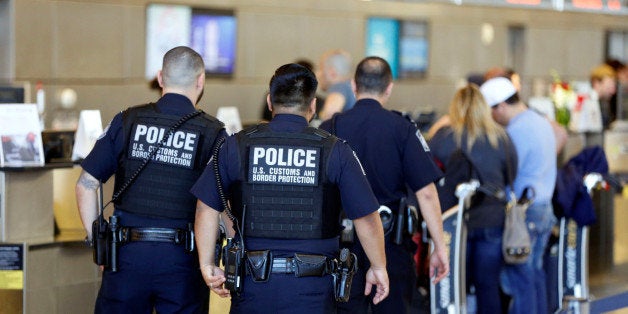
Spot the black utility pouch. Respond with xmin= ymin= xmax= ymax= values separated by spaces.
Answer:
xmin=184 ymin=223 xmax=195 ymax=253
xmin=246 ymin=250 xmax=272 ymax=282
xmin=294 ymin=254 xmax=328 ymax=277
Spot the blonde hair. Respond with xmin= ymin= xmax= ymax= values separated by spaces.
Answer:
xmin=449 ymin=84 xmax=506 ymax=149
xmin=590 ymin=64 xmax=616 ymax=83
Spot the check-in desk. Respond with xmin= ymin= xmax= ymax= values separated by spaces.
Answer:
xmin=0 ymin=165 xmax=102 ymax=314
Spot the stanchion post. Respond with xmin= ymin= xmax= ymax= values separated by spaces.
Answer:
xmin=430 ymin=180 xmax=479 ymax=314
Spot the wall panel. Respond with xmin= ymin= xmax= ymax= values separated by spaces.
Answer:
xmin=7 ymin=0 xmax=628 ymax=124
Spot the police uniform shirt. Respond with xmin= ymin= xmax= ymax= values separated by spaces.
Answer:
xmin=190 ymin=114 xmax=379 ymax=257
xmin=81 ymin=93 xmax=227 ymax=229
xmin=319 ymin=98 xmax=442 ymax=206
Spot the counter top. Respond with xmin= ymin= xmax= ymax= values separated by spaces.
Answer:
xmin=3 ymin=230 xmax=87 ymax=249
xmin=0 ymin=162 xmax=78 ymax=172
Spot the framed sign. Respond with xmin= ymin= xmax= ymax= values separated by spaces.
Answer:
xmin=0 ymin=104 xmax=44 ymax=167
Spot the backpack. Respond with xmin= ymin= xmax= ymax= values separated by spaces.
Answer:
xmin=502 ymin=188 xmax=533 ymax=264
xmin=435 ymin=149 xmax=482 ymax=211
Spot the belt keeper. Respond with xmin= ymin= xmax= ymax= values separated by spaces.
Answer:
xmin=119 ymin=228 xmax=130 ymax=242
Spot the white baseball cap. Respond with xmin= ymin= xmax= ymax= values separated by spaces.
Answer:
xmin=480 ymin=77 xmax=517 ymax=107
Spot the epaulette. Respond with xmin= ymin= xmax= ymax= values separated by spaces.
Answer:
xmin=392 ymin=110 xmax=419 ymax=128
xmin=309 ymin=127 xmax=332 ymax=139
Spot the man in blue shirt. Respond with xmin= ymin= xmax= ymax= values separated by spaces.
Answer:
xmin=320 ymin=56 xmax=449 ymax=313
xmin=481 ymin=77 xmax=557 ymax=314
xmin=75 ymin=46 xmax=226 ymax=313
xmin=192 ymin=63 xmax=389 ymax=313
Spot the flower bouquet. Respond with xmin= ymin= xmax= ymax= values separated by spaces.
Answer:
xmin=550 ymin=70 xmax=576 ymax=128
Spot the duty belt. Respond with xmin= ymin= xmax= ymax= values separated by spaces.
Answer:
xmin=244 ymin=250 xmax=336 ymax=280
xmin=119 ymin=227 xmax=188 ymax=244
xmin=270 ymin=257 xmax=335 ymax=275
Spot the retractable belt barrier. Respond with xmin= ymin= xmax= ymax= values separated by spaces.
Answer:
xmin=430 ymin=180 xmax=479 ymax=314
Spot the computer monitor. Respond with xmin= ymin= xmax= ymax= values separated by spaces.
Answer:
xmin=0 ymin=86 xmax=25 ymax=103
xmin=41 ymin=130 xmax=75 ymax=163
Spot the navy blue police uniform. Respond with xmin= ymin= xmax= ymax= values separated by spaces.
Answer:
xmin=81 ymin=93 xmax=226 ymax=314
xmin=320 ymin=98 xmax=442 ymax=313
xmin=190 ymin=114 xmax=379 ymax=314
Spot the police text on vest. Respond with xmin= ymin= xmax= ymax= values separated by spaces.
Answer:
xmin=248 ymin=145 xmax=320 ymax=186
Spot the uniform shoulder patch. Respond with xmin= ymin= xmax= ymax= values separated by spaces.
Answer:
xmin=416 ymin=130 xmax=430 ymax=152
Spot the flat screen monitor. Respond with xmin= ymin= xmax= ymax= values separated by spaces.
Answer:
xmin=41 ymin=130 xmax=75 ymax=163
xmin=145 ymin=4 xmax=237 ymax=79
xmin=366 ymin=17 xmax=429 ymax=79
xmin=0 ymin=86 xmax=25 ymax=103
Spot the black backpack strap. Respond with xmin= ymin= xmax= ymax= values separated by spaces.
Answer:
xmin=461 ymin=147 xmax=506 ymax=202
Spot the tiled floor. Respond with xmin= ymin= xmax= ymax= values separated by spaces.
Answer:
xmin=588 ymin=195 xmax=628 ymax=313
xmin=590 ymin=263 xmax=628 ymax=314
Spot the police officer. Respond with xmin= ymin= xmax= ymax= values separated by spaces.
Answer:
xmin=191 ymin=63 xmax=389 ymax=313
xmin=75 ymin=46 xmax=226 ymax=313
xmin=319 ymin=56 xmax=449 ymax=313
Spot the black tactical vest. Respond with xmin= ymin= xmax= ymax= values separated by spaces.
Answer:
xmin=114 ymin=103 xmax=223 ymax=220
xmin=231 ymin=124 xmax=342 ymax=239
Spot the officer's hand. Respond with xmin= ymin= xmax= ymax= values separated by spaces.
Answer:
xmin=364 ymin=266 xmax=389 ymax=305
xmin=429 ymin=247 xmax=450 ymax=284
xmin=200 ymin=264 xmax=229 ymax=298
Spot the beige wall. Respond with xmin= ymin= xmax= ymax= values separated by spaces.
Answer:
xmin=3 ymin=0 xmax=627 ymax=126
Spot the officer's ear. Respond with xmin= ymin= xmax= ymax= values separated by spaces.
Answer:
xmin=266 ymin=94 xmax=273 ymax=113
xmin=156 ymin=71 xmax=165 ymax=90
xmin=196 ymin=72 xmax=205 ymax=90
xmin=309 ymin=97 xmax=316 ymax=114
xmin=351 ymin=80 xmax=357 ymax=95
xmin=384 ymin=82 xmax=393 ymax=98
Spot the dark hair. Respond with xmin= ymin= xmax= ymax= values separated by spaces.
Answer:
xmin=269 ymin=63 xmax=318 ymax=111
xmin=605 ymin=58 xmax=626 ymax=71
xmin=295 ymin=59 xmax=314 ymax=72
xmin=484 ymin=66 xmax=516 ymax=81
xmin=354 ymin=56 xmax=392 ymax=95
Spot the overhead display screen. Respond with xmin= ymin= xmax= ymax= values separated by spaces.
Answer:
xmin=466 ymin=0 xmax=626 ymax=13
xmin=366 ymin=17 xmax=429 ymax=79
xmin=145 ymin=4 xmax=237 ymax=79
